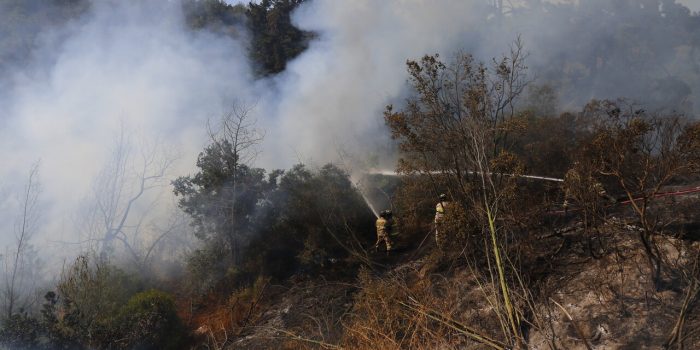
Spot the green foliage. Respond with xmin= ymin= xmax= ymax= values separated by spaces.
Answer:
xmin=117 ymin=290 xmax=186 ymax=350
xmin=182 ymin=0 xmax=246 ymax=36
xmin=49 ymin=256 xmax=142 ymax=348
xmin=57 ymin=256 xmax=142 ymax=331
xmin=4 ymin=257 xmax=189 ymax=349
xmin=246 ymin=164 xmax=374 ymax=280
xmin=39 ymin=291 xmax=82 ymax=350
xmin=0 ymin=256 xmax=186 ymax=350
xmin=178 ymin=158 xmax=375 ymax=293
xmin=173 ymin=140 xmax=280 ymax=288
xmin=186 ymin=239 xmax=237 ymax=294
xmin=246 ymin=0 xmax=313 ymax=75
xmin=173 ymin=140 xmax=276 ymax=245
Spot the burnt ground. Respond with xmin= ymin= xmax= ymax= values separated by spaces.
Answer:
xmin=193 ymin=188 xmax=700 ymax=350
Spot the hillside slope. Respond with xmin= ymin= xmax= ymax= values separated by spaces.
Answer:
xmin=190 ymin=189 xmax=700 ymax=349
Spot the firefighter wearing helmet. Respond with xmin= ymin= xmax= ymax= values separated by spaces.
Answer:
xmin=375 ymin=210 xmax=394 ymax=252
xmin=435 ymin=193 xmax=450 ymax=248
xmin=562 ymin=162 xmax=616 ymax=212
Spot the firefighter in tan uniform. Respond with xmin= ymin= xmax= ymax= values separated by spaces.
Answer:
xmin=562 ymin=167 xmax=581 ymax=211
xmin=375 ymin=210 xmax=394 ymax=252
xmin=435 ymin=193 xmax=449 ymax=248
xmin=562 ymin=165 xmax=616 ymax=211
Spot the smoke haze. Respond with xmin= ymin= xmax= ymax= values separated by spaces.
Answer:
xmin=1 ymin=0 xmax=700 ymax=267
xmin=0 ymin=1 xmax=253 ymax=260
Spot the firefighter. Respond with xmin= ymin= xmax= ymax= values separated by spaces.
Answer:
xmin=562 ymin=167 xmax=580 ymax=212
xmin=435 ymin=193 xmax=449 ymax=248
xmin=375 ymin=210 xmax=394 ymax=252
xmin=562 ymin=164 xmax=616 ymax=212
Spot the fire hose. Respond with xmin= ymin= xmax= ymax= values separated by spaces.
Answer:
xmin=367 ymin=170 xmax=700 ymax=214
xmin=551 ymin=186 xmax=700 ymax=215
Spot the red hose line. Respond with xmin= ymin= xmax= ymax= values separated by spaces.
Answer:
xmin=617 ymin=186 xmax=700 ymax=204
xmin=550 ymin=186 xmax=700 ymax=215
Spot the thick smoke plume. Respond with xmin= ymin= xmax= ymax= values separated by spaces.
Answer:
xmin=260 ymin=0 xmax=700 ymax=167
xmin=1 ymin=0 xmax=700 ymax=269
xmin=0 ymin=1 xmax=254 ymax=261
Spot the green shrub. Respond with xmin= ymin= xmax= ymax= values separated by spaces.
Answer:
xmin=117 ymin=290 xmax=186 ymax=350
xmin=55 ymin=256 xmax=142 ymax=347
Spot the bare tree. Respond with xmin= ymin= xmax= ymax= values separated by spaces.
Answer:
xmin=384 ymin=40 xmax=532 ymax=349
xmin=206 ymin=102 xmax=265 ymax=167
xmin=583 ymin=99 xmax=700 ymax=286
xmin=79 ymin=127 xmax=179 ymax=269
xmin=2 ymin=162 xmax=42 ymax=319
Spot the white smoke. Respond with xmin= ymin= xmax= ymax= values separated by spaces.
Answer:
xmin=259 ymin=0 xmax=700 ymax=167
xmin=1 ymin=0 xmax=699 ymax=269
xmin=257 ymin=1 xmax=489 ymax=168
xmin=0 ymin=1 xmax=254 ymax=260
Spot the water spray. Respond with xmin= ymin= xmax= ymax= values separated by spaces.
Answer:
xmin=368 ymin=170 xmax=564 ymax=182
xmin=354 ymin=181 xmax=380 ymax=218
xmin=362 ymin=193 xmax=380 ymax=219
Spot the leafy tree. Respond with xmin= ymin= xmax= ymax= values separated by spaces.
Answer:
xmin=174 ymin=109 xmax=375 ymax=290
xmin=246 ymin=0 xmax=313 ymax=76
xmin=181 ymin=0 xmax=247 ymax=37
xmin=245 ymin=164 xmax=375 ymax=281
xmin=173 ymin=105 xmax=276 ymax=290
xmin=173 ymin=141 xmax=275 ymax=264
xmin=178 ymin=160 xmax=374 ymax=289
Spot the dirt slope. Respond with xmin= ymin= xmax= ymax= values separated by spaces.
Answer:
xmin=211 ymin=195 xmax=700 ymax=349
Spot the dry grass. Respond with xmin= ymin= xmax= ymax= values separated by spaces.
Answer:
xmin=340 ymin=261 xmax=517 ymax=349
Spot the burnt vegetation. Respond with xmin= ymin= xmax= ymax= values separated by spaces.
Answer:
xmin=2 ymin=1 xmax=700 ymax=350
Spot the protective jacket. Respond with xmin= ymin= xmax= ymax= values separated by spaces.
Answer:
xmin=376 ymin=217 xmax=393 ymax=234
xmin=435 ymin=201 xmax=449 ymax=222
xmin=375 ymin=217 xmax=394 ymax=251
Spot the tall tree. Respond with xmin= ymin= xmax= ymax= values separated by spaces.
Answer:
xmin=246 ymin=0 xmax=313 ymax=76
xmin=384 ymin=42 xmax=531 ymax=348
xmin=181 ymin=0 xmax=247 ymax=37
xmin=79 ymin=128 xmax=178 ymax=269
xmin=173 ymin=104 xmax=271 ymax=269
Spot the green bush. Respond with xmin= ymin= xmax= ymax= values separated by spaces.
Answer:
xmin=117 ymin=290 xmax=186 ymax=350
xmin=54 ymin=256 xmax=142 ymax=347
xmin=3 ymin=258 xmax=187 ymax=350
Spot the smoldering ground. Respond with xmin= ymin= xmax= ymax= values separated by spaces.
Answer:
xmin=1 ymin=0 xmax=700 ymax=280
